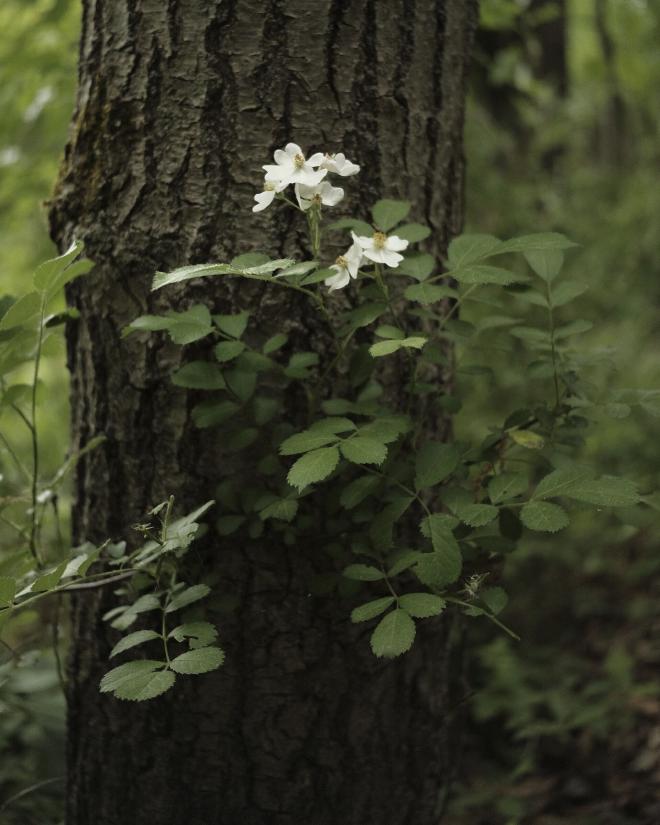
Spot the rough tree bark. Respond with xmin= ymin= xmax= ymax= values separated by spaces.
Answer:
xmin=48 ymin=2 xmax=477 ymax=824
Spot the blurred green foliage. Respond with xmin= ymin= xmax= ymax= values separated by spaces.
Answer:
xmin=1 ymin=0 xmax=659 ymax=822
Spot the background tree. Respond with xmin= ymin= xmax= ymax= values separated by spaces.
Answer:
xmin=47 ymin=2 xmax=477 ymax=823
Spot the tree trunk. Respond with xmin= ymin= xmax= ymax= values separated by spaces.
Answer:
xmin=48 ymin=2 xmax=477 ymax=823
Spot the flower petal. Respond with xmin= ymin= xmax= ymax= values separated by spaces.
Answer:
xmin=273 ymin=149 xmax=291 ymax=166
xmin=252 ymin=190 xmax=276 ymax=212
xmin=325 ymin=269 xmax=351 ymax=291
xmin=382 ymin=249 xmax=404 ymax=267
xmin=284 ymin=143 xmax=302 ymax=158
xmin=307 ymin=152 xmax=325 ymax=167
xmin=385 ymin=235 xmax=409 ymax=252
xmin=319 ymin=182 xmax=344 ymax=206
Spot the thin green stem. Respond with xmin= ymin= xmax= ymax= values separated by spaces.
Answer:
xmin=0 ymin=431 xmax=30 ymax=481
xmin=28 ymin=296 xmax=46 ymax=567
xmin=444 ymin=595 xmax=520 ymax=640
xmin=161 ymin=606 xmax=170 ymax=665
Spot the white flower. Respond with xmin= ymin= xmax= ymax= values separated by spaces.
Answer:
xmin=252 ymin=180 xmax=286 ymax=212
xmin=294 ymin=181 xmax=344 ymax=211
xmin=325 ymin=239 xmax=364 ymax=291
xmin=355 ymin=231 xmax=409 ymax=268
xmin=263 ymin=142 xmax=327 ymax=188
xmin=320 ymin=152 xmax=360 ymax=177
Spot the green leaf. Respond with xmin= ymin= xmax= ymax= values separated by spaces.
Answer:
xmin=0 ymin=292 xmax=41 ymax=331
xmin=152 ymin=263 xmax=235 ymax=291
xmin=169 ymin=621 xmax=218 ymax=649
xmin=398 ymin=593 xmax=446 ymax=618
xmin=510 ymin=430 xmax=545 ymax=450
xmin=394 ymin=223 xmax=431 ymax=242
xmin=165 ymin=583 xmax=211 ymax=613
xmin=404 ymin=282 xmax=451 ymax=305
xmin=33 ymin=240 xmax=85 ymax=292
xmin=560 ymin=476 xmax=639 ymax=507
xmin=375 ymin=324 xmax=406 ymax=339
xmin=171 ymin=361 xmax=226 ymax=390
xmin=554 ymin=319 xmax=593 ymax=339
xmin=345 ymin=301 xmax=388 ymax=329
xmin=170 ymin=646 xmax=225 ymax=674
xmin=372 ymin=199 xmax=411 ymax=232
xmin=328 ymin=217 xmax=374 ymax=236
xmin=398 ymin=254 xmax=436 ymax=281
xmin=343 ymin=564 xmax=385 ymax=582
xmin=456 ymin=503 xmax=499 ymax=527
xmin=192 ymin=400 xmax=240 ymax=428
xmin=488 ymin=473 xmax=529 ymax=504
xmin=496 ymin=232 xmax=577 ymax=255
xmin=520 ymin=501 xmax=570 ymax=532
xmin=32 ymin=562 xmax=67 ymax=593
xmin=534 ymin=468 xmax=592 ymax=500
xmin=340 ymin=475 xmax=380 ymax=509
xmin=230 ymin=253 xmax=270 ymax=268
xmin=110 ymin=630 xmax=161 ymax=658
xmin=340 ymin=437 xmax=388 ymax=466
xmin=287 ymin=446 xmax=340 ymax=491
xmin=242 ymin=259 xmax=296 ymax=276
xmin=214 ymin=340 xmax=246 ymax=362
xmin=402 ymin=336 xmax=427 ymax=350
xmin=309 ymin=417 xmax=356 ymax=434
xmin=216 ymin=515 xmax=246 ymax=535
xmin=259 ymin=498 xmax=298 ymax=522
xmin=524 ymin=249 xmax=564 ymax=282
xmin=415 ymin=442 xmax=460 ymax=490
xmin=370 ymin=609 xmax=416 ymax=658
xmin=100 ymin=660 xmax=166 ymax=694
xmin=225 ymin=368 xmax=257 ymax=402
xmin=214 ymin=311 xmax=249 ymax=339
xmin=416 ymin=515 xmax=462 ymax=587
xmin=351 ymin=596 xmax=396 ymax=623
xmin=369 ymin=339 xmax=402 ymax=357
xmin=127 ymin=305 xmax=213 ymax=345
xmin=114 ymin=668 xmax=176 ymax=702
xmin=279 ymin=431 xmax=339 ymax=456
xmin=263 ymin=333 xmax=288 ymax=354
xmin=0 ymin=577 xmax=16 ymax=606
xmin=452 ymin=265 xmax=526 ymax=286
xmin=447 ymin=234 xmax=501 ymax=268
xmin=550 ymin=281 xmax=588 ymax=308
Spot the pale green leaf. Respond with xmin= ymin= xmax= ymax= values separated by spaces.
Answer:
xmin=451 ymin=265 xmax=526 ymax=286
xmin=169 ymin=621 xmax=218 ymax=649
xmin=214 ymin=340 xmax=246 ymax=362
xmin=340 ymin=437 xmax=387 ymax=466
xmin=279 ymin=431 xmax=339 ymax=456
xmin=372 ymin=199 xmax=411 ymax=231
xmin=524 ymin=249 xmax=564 ymax=282
xmin=520 ymin=501 xmax=570 ymax=532
xmin=447 ymin=233 xmax=501 ymax=268
xmin=214 ymin=311 xmax=249 ymax=339
xmin=165 ymin=583 xmax=211 ymax=613
xmin=110 ymin=630 xmax=161 ymax=658
xmin=0 ymin=577 xmax=16 ymax=606
xmin=398 ymin=593 xmax=446 ymax=618
xmin=394 ymin=223 xmax=431 ymax=242
xmin=369 ymin=339 xmax=402 ymax=357
xmin=100 ymin=660 xmax=166 ymax=694
xmin=488 ymin=473 xmax=529 ymax=504
xmin=287 ymin=446 xmax=340 ymax=491
xmin=370 ymin=609 xmax=416 ymax=658
xmin=456 ymin=503 xmax=499 ymax=527
xmin=0 ymin=292 xmax=41 ymax=331
xmin=510 ymin=430 xmax=545 ymax=449
xmin=496 ymin=233 xmax=577 ymax=254
xmin=404 ymin=282 xmax=451 ymax=305
xmin=398 ymin=254 xmax=435 ymax=281
xmin=113 ymin=669 xmax=176 ymax=701
xmin=170 ymin=646 xmax=225 ymax=674
xmin=343 ymin=564 xmax=385 ymax=582
xmin=351 ymin=596 xmax=395 ymax=623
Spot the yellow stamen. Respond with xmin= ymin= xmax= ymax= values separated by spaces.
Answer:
xmin=373 ymin=232 xmax=387 ymax=249
xmin=264 ymin=182 xmax=276 ymax=192
xmin=294 ymin=153 xmax=305 ymax=169
xmin=335 ymin=255 xmax=348 ymax=268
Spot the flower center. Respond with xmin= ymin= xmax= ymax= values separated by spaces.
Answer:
xmin=335 ymin=255 xmax=348 ymax=268
xmin=264 ymin=181 xmax=276 ymax=192
xmin=294 ymin=153 xmax=305 ymax=169
xmin=312 ymin=194 xmax=322 ymax=204
xmin=373 ymin=232 xmax=387 ymax=249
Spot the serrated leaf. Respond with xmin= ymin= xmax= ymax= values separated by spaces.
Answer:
xmin=524 ymin=249 xmax=564 ymax=282
xmin=110 ymin=630 xmax=161 ymax=658
xmin=451 ymin=265 xmax=526 ymax=286
xmin=279 ymin=431 xmax=339 ymax=456
xmin=328 ymin=217 xmax=374 ymax=236
xmin=404 ymin=282 xmax=451 ymax=305
xmin=171 ymin=361 xmax=225 ymax=390
xmin=259 ymin=498 xmax=298 ymax=522
xmin=370 ymin=609 xmax=416 ymax=658
xmin=398 ymin=254 xmax=436 ymax=281
xmin=100 ymin=660 xmax=166 ymax=693
xmin=398 ymin=593 xmax=446 ymax=618
xmin=550 ymin=281 xmax=588 ymax=308
xmin=415 ymin=541 xmax=462 ymax=588
xmin=447 ymin=234 xmax=502 ymax=268
xmin=387 ymin=551 xmax=425 ymax=577
xmin=520 ymin=501 xmax=569 ymax=532
xmin=415 ymin=442 xmax=460 ymax=490
xmin=496 ymin=233 xmax=577 ymax=255
xmin=351 ymin=596 xmax=396 ymax=623
xmin=343 ymin=564 xmax=385 ymax=582
xmin=340 ymin=437 xmax=387 ymax=466
xmin=33 ymin=240 xmax=85 ymax=292
xmin=534 ymin=468 xmax=593 ymax=500
xmin=127 ymin=305 xmax=213 ymax=345
xmin=309 ymin=417 xmax=356 ymax=434
xmin=287 ymin=446 xmax=340 ymax=491
xmin=170 ymin=646 xmax=225 ymax=674
xmin=225 ymin=368 xmax=257 ymax=402
xmin=230 ymin=253 xmax=270 ymax=268
xmin=563 ymin=476 xmax=639 ymax=507
xmin=169 ymin=621 xmax=218 ymax=649
xmin=456 ymin=503 xmax=499 ymax=527
xmin=372 ymin=199 xmax=411 ymax=232
xmin=488 ymin=473 xmax=529 ymax=504
xmin=214 ymin=311 xmax=249 ymax=339
xmin=152 ymin=263 xmax=235 ymax=291
xmin=395 ymin=223 xmax=431 ymax=242
xmin=165 ymin=583 xmax=211 ymax=613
